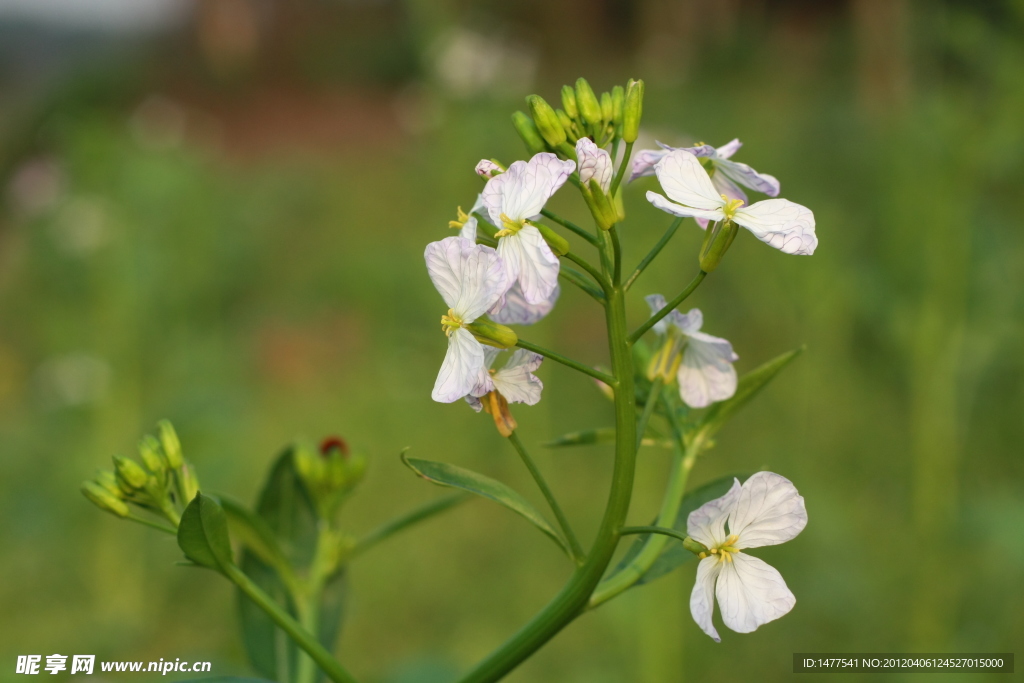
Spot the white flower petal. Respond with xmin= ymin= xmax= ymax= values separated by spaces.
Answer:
xmin=481 ymin=153 xmax=575 ymax=224
xmin=653 ymin=149 xmax=726 ymax=211
xmin=459 ymin=215 xmax=478 ymax=242
xmin=733 ymin=199 xmax=817 ymax=256
xmin=425 ymin=237 xmax=507 ymax=321
xmin=500 ymin=225 xmax=559 ymax=305
xmin=729 ymin=472 xmax=808 ymax=549
xmin=690 ymin=557 xmax=724 ymax=642
xmin=490 ymin=282 xmax=559 ymax=325
xmin=715 ymin=158 xmax=781 ymax=197
xmin=576 ymin=138 xmax=613 ymax=192
xmin=492 ymin=350 xmax=544 ymax=406
xmin=715 ymin=553 xmax=796 ymax=634
xmin=644 ymin=293 xmax=689 ymax=335
xmin=714 ymin=138 xmax=743 ymax=160
xmin=687 ymin=478 xmax=741 ymax=548
xmin=678 ymin=335 xmax=738 ymax=408
xmin=628 ymin=148 xmax=669 ymax=182
xmin=646 ymin=191 xmax=725 ymax=222
xmin=676 ymin=308 xmax=705 ymax=335
xmin=432 ymin=327 xmax=485 ymax=403
xmin=710 ymin=170 xmax=749 ymax=206
xmin=464 ymin=394 xmax=484 ymax=412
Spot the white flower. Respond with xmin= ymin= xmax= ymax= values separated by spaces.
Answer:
xmin=475 ymin=159 xmax=502 ymax=178
xmin=687 ymin=472 xmax=807 ymax=642
xmin=645 ymin=294 xmax=738 ymax=408
xmin=575 ymin=138 xmax=612 ymax=192
xmin=490 ymin=282 xmax=560 ymax=325
xmin=466 ymin=347 xmax=544 ymax=410
xmin=425 ymin=236 xmax=509 ymax=403
xmin=630 ymin=139 xmax=779 ymax=201
xmin=481 ymin=152 xmax=575 ymax=305
xmin=646 ymin=149 xmax=817 ymax=256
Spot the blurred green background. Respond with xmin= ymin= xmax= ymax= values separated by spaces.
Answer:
xmin=1 ymin=0 xmax=1022 ymax=681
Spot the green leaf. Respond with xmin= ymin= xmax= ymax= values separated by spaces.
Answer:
xmin=543 ymin=426 xmax=672 ymax=449
xmin=613 ymin=475 xmax=744 ymax=587
xmin=693 ymin=347 xmax=803 ymax=444
xmin=401 ymin=451 xmax=570 ymax=556
xmin=238 ymin=447 xmax=347 ymax=683
xmin=177 ymin=492 xmax=233 ymax=572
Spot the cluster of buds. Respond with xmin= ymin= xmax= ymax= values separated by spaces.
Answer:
xmin=81 ymin=420 xmax=199 ymax=527
xmin=293 ymin=437 xmax=368 ymax=520
xmin=513 ymin=77 xmax=644 ymax=157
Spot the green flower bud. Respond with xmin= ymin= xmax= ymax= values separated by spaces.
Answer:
xmin=178 ymin=464 xmax=200 ymax=505
xmin=526 ymin=95 xmax=566 ymax=148
xmin=138 ymin=435 xmax=165 ymax=474
xmin=466 ymin=320 xmax=518 ymax=350
xmin=555 ymin=109 xmax=577 ymax=141
xmin=584 ymin=178 xmax=618 ymax=230
xmin=601 ymin=92 xmax=613 ymax=125
xmin=574 ymin=78 xmax=603 ymax=131
xmin=96 ymin=470 xmax=121 ymax=497
xmin=611 ymin=85 xmax=625 ymax=125
xmin=560 ymin=84 xmax=579 ymax=121
xmin=82 ymin=480 xmax=130 ymax=518
xmin=158 ymin=420 xmax=183 ymax=469
xmin=698 ymin=219 xmax=739 ymax=273
xmin=623 ymin=78 xmax=645 ymax=143
xmin=511 ymin=111 xmax=546 ymax=155
xmin=113 ymin=455 xmax=149 ymax=491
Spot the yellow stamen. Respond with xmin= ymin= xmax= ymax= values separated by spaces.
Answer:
xmin=494 ymin=212 xmax=524 ymax=237
xmin=448 ymin=206 xmax=471 ymax=229
xmin=712 ymin=533 xmax=742 ymax=564
xmin=440 ymin=309 xmax=463 ymax=336
xmin=721 ymin=197 xmax=745 ymax=220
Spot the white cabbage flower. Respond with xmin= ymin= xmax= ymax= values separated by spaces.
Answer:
xmin=645 ymin=294 xmax=738 ymax=408
xmin=688 ymin=472 xmax=808 ymax=642
xmin=425 ymin=236 xmax=509 ymax=403
xmin=481 ymin=152 xmax=575 ymax=304
xmin=575 ymin=137 xmax=612 ymax=192
xmin=646 ymin=149 xmax=817 ymax=255
xmin=465 ymin=347 xmax=543 ymax=437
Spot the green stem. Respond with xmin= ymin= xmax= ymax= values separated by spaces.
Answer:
xmin=515 ymin=339 xmax=616 ymax=386
xmin=619 ymin=525 xmax=690 ymax=544
xmin=562 ymin=251 xmax=609 ymax=292
xmin=459 ymin=237 xmax=637 ymax=683
xmin=559 ymin=266 xmax=606 ymax=303
xmin=348 ymin=494 xmax=467 ymax=561
xmin=508 ymin=431 xmax=585 ymax=563
xmin=635 ymin=378 xmax=664 ymax=450
xmin=542 ymin=209 xmax=599 ymax=246
xmin=624 ymin=218 xmax=683 ymax=291
xmin=609 ymin=141 xmax=633 ymax=196
xmin=225 ymin=563 xmax=358 ymax=683
xmin=628 ymin=271 xmax=707 ymax=344
xmin=609 ymin=226 xmax=623 ymax=285
xmin=126 ymin=514 xmax=177 ymax=535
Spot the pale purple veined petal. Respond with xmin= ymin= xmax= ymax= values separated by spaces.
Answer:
xmin=653 ymin=149 xmax=725 ymax=211
xmin=675 ymin=308 xmax=705 ymax=335
xmin=490 ymin=282 xmax=559 ymax=325
xmin=729 ymin=472 xmax=808 ymax=549
xmin=425 ymin=236 xmax=469 ymax=310
xmin=678 ymin=333 xmax=738 ymax=408
xmin=710 ymin=170 xmax=749 ymax=206
xmin=733 ymin=199 xmax=817 ymax=256
xmin=687 ymin=478 xmax=741 ymax=548
xmin=714 ymin=158 xmax=781 ymax=197
xmin=498 ymin=225 xmax=559 ymax=305
xmin=628 ymin=148 xmax=669 ymax=182
xmin=464 ymin=394 xmax=484 ymax=412
xmin=713 ymin=138 xmax=743 ymax=160
xmin=690 ymin=557 xmax=724 ymax=642
xmin=481 ymin=153 xmax=575 ymax=224
xmin=656 ymin=141 xmax=717 ymax=158
xmin=647 ymin=191 xmax=725 ymax=223
xmin=432 ymin=327 xmax=485 ymax=403
xmin=491 ymin=349 xmax=544 ymax=406
xmin=459 ymin=214 xmax=478 ymax=242
xmin=467 ymin=348 xmax=499 ymax=399
xmin=576 ymin=137 xmax=613 ymax=192
xmin=715 ymin=553 xmax=796 ymax=634
xmin=644 ymin=293 xmax=689 ymax=335
xmin=425 ymin=237 xmax=506 ymax=321
xmin=475 ymin=159 xmax=502 ymax=178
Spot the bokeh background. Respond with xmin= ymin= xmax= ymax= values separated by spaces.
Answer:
xmin=1 ymin=0 xmax=1022 ymax=681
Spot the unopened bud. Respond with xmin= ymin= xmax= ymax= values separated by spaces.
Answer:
xmin=574 ymin=78 xmax=602 ymax=132
xmin=601 ymin=92 xmax=613 ymax=125
xmin=511 ymin=111 xmax=546 ymax=155
xmin=114 ymin=456 xmax=149 ymax=491
xmin=466 ymin=320 xmax=518 ymax=350
xmin=585 ymin=178 xmax=618 ymax=230
xmin=560 ymin=84 xmax=578 ymax=121
xmin=96 ymin=470 xmax=121 ymax=497
xmin=555 ymin=109 xmax=577 ymax=141
xmin=138 ymin=435 xmax=165 ymax=474
xmin=623 ymin=78 xmax=644 ymax=143
xmin=611 ymin=85 xmax=625 ymax=125
xmin=698 ymin=220 xmax=739 ymax=273
xmin=82 ymin=481 xmax=130 ymax=518
xmin=526 ymin=95 xmax=566 ymax=148
xmin=179 ymin=464 xmax=200 ymax=505
xmin=157 ymin=421 xmax=183 ymax=469
xmin=475 ymin=159 xmax=504 ymax=178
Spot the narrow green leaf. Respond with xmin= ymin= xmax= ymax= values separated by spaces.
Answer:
xmin=220 ymin=496 xmax=291 ymax=575
xmin=613 ymin=475 xmax=745 ymax=587
xmin=543 ymin=426 xmax=672 ymax=449
xmin=401 ymin=451 xmax=570 ymax=556
xmin=694 ymin=347 xmax=803 ymax=443
xmin=177 ymin=492 xmax=233 ymax=572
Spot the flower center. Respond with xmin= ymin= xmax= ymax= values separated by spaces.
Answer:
xmin=495 ymin=213 xmax=524 ymax=237
xmin=702 ymin=534 xmax=741 ymax=564
xmin=721 ymin=196 xmax=744 ymax=220
xmin=440 ymin=309 xmax=463 ymax=336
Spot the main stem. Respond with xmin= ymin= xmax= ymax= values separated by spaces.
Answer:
xmin=458 ymin=272 xmax=637 ymax=683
